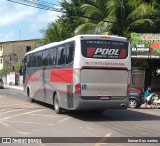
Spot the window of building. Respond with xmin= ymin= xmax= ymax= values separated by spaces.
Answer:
xmin=26 ymin=46 xmax=31 ymax=52
xmin=0 ymin=46 xmax=3 ymax=52
xmin=0 ymin=58 xmax=3 ymax=64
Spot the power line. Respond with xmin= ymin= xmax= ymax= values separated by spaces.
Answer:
xmin=29 ymin=0 xmax=60 ymax=6
xmin=7 ymin=0 xmax=65 ymax=12
xmin=7 ymin=0 xmax=115 ymax=23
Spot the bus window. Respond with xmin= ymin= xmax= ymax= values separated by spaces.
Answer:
xmin=27 ymin=54 xmax=32 ymax=67
xmin=49 ymin=47 xmax=57 ymax=66
xmin=32 ymin=53 xmax=37 ymax=67
xmin=43 ymin=49 xmax=49 ymax=66
xmin=57 ymin=45 xmax=65 ymax=65
xmin=37 ymin=51 xmax=42 ymax=67
xmin=23 ymin=56 xmax=27 ymax=83
xmin=66 ymin=42 xmax=74 ymax=64
xmin=81 ymin=40 xmax=128 ymax=59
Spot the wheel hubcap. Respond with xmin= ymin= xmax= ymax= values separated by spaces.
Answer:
xmin=54 ymin=98 xmax=59 ymax=111
xmin=129 ymin=100 xmax=137 ymax=108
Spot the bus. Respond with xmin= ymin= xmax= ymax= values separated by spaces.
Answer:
xmin=23 ymin=35 xmax=131 ymax=114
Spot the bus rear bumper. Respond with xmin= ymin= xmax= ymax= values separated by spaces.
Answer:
xmin=71 ymin=96 xmax=129 ymax=110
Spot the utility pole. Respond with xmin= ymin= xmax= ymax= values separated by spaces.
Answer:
xmin=20 ymin=29 xmax=21 ymax=40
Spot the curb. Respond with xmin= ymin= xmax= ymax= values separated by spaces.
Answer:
xmin=4 ymin=84 xmax=23 ymax=90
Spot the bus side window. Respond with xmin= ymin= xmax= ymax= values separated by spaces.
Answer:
xmin=27 ymin=54 xmax=32 ymax=68
xmin=49 ymin=47 xmax=57 ymax=66
xmin=23 ymin=56 xmax=27 ymax=83
xmin=23 ymin=56 xmax=27 ymax=70
xmin=37 ymin=51 xmax=42 ymax=67
xmin=32 ymin=53 xmax=37 ymax=67
xmin=66 ymin=42 xmax=74 ymax=64
xmin=42 ymin=50 xmax=49 ymax=66
xmin=57 ymin=45 xmax=65 ymax=65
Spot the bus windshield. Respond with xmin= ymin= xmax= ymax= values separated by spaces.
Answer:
xmin=81 ymin=40 xmax=128 ymax=59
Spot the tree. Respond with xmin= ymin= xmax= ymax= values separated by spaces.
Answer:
xmin=74 ymin=0 xmax=158 ymax=37
xmin=42 ymin=0 xmax=160 ymax=41
xmin=59 ymin=0 xmax=86 ymax=36
xmin=41 ymin=0 xmax=87 ymax=43
xmin=74 ymin=0 xmax=113 ymax=35
xmin=13 ymin=63 xmax=22 ymax=73
xmin=41 ymin=21 xmax=68 ymax=44
xmin=0 ymin=66 xmax=12 ymax=77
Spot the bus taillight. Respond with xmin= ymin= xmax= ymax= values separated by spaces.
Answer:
xmin=75 ymin=83 xmax=81 ymax=96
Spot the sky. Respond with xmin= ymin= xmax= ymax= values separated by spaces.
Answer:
xmin=0 ymin=0 xmax=62 ymax=42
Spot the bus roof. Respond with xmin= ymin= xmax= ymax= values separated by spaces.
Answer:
xmin=25 ymin=35 xmax=128 ymax=56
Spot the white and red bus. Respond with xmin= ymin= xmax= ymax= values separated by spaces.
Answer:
xmin=23 ymin=35 xmax=131 ymax=114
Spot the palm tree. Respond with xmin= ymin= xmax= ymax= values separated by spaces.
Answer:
xmin=74 ymin=0 xmax=113 ymax=35
xmin=41 ymin=21 xmax=67 ymax=44
xmin=75 ymin=0 xmax=157 ymax=38
xmin=110 ymin=0 xmax=156 ymax=36
xmin=59 ymin=0 xmax=87 ymax=37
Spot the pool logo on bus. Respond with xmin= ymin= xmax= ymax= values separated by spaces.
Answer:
xmin=87 ymin=48 xmax=126 ymax=58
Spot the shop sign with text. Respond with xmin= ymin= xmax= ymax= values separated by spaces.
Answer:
xmin=131 ymin=33 xmax=160 ymax=59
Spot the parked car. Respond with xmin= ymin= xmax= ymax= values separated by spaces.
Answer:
xmin=128 ymin=87 xmax=145 ymax=108
xmin=0 ymin=78 xmax=4 ymax=89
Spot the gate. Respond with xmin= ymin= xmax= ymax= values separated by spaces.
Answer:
xmin=131 ymin=67 xmax=145 ymax=91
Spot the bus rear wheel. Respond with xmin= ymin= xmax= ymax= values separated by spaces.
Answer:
xmin=53 ymin=94 xmax=62 ymax=114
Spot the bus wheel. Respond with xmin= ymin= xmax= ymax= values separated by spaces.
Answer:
xmin=29 ymin=97 xmax=35 ymax=103
xmin=27 ymin=88 xmax=34 ymax=102
xmin=53 ymin=94 xmax=62 ymax=114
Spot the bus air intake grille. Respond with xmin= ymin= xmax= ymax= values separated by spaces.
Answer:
xmin=67 ymin=85 xmax=74 ymax=108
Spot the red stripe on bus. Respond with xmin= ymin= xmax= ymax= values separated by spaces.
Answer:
xmin=119 ymin=49 xmax=126 ymax=59
xmin=26 ymin=75 xmax=39 ymax=82
xmin=50 ymin=69 xmax=73 ymax=83
xmin=87 ymin=47 xmax=96 ymax=57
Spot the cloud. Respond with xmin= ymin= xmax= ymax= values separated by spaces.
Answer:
xmin=29 ymin=10 xmax=61 ymax=31
xmin=0 ymin=0 xmax=62 ymax=42
xmin=0 ymin=2 xmax=37 ymax=27
xmin=0 ymin=31 xmax=16 ymax=42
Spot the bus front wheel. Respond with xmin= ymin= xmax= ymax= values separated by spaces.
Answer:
xmin=27 ymin=88 xmax=34 ymax=102
xmin=53 ymin=94 xmax=62 ymax=114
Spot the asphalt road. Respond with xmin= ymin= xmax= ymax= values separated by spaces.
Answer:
xmin=0 ymin=87 xmax=160 ymax=146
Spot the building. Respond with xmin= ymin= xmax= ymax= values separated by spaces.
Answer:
xmin=131 ymin=33 xmax=160 ymax=91
xmin=0 ymin=39 xmax=40 ymax=70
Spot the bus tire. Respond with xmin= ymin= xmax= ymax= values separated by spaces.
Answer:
xmin=29 ymin=97 xmax=35 ymax=103
xmin=53 ymin=94 xmax=62 ymax=114
xmin=27 ymin=87 xmax=34 ymax=102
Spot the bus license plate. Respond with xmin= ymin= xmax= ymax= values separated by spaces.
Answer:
xmin=99 ymin=96 xmax=110 ymax=100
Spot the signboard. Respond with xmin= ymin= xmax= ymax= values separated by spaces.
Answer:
xmin=131 ymin=33 xmax=160 ymax=59
xmin=7 ymin=72 xmax=19 ymax=85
